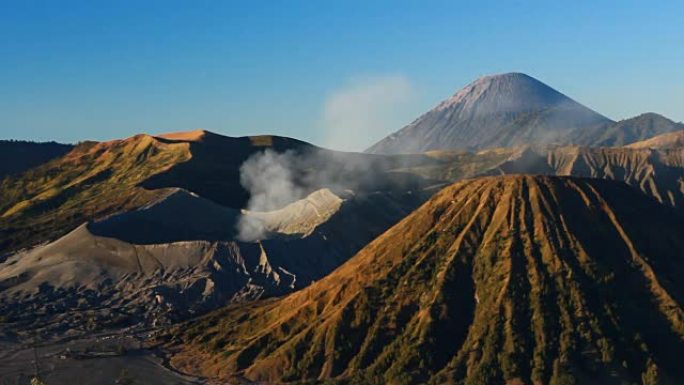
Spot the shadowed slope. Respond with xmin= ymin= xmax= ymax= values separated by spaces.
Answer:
xmin=0 ymin=130 xmax=439 ymax=253
xmin=0 ymin=186 xmax=434 ymax=335
xmin=172 ymin=175 xmax=684 ymax=385
xmin=0 ymin=140 xmax=73 ymax=178
xmin=0 ymin=131 xmax=326 ymax=252
xmin=141 ymin=131 xmax=316 ymax=208
xmin=570 ymin=113 xmax=684 ymax=147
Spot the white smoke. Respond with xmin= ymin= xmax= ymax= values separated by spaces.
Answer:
xmin=321 ymin=74 xmax=415 ymax=152
xmin=235 ymin=75 xmax=421 ymax=240
xmin=236 ymin=149 xmax=305 ymax=241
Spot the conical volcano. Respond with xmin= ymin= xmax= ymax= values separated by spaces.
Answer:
xmin=367 ymin=73 xmax=612 ymax=153
xmin=172 ymin=175 xmax=684 ymax=385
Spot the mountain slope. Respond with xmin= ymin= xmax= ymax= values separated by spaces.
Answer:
xmin=0 ymin=140 xmax=73 ymax=178
xmin=367 ymin=73 xmax=612 ymax=153
xmin=569 ymin=113 xmax=684 ymax=147
xmin=395 ymin=145 xmax=684 ymax=208
xmin=0 ymin=131 xmax=319 ymax=252
xmin=171 ymin=175 xmax=684 ymax=385
xmin=627 ymin=130 xmax=684 ymax=149
xmin=485 ymin=145 xmax=684 ymax=207
xmin=0 ymin=130 xmax=440 ymax=253
xmin=0 ymin=187 xmax=433 ymax=335
xmin=0 ymin=134 xmax=193 ymax=252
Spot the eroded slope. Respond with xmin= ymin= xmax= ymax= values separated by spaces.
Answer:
xmin=172 ymin=175 xmax=684 ymax=385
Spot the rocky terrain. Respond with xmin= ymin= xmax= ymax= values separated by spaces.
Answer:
xmin=0 ymin=130 xmax=440 ymax=252
xmin=2 ymin=73 xmax=684 ymax=385
xmin=2 ymin=129 xmax=684 ymax=345
xmin=396 ymin=144 xmax=684 ymax=208
xmin=171 ymin=175 xmax=684 ymax=385
xmin=0 ymin=185 xmax=434 ymax=339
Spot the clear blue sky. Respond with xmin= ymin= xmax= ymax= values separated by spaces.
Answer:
xmin=1 ymin=1 xmax=682 ymax=150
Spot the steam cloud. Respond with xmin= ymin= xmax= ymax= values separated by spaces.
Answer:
xmin=236 ymin=149 xmax=305 ymax=241
xmin=236 ymin=74 xmax=422 ymax=241
xmin=321 ymin=74 xmax=415 ymax=152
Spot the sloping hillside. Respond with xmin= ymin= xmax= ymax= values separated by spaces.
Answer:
xmin=171 ymin=175 xmax=684 ymax=385
xmin=569 ymin=113 xmax=684 ymax=147
xmin=399 ymin=145 xmax=684 ymax=208
xmin=627 ymin=130 xmax=684 ymax=149
xmin=0 ymin=134 xmax=192 ymax=251
xmin=0 ymin=130 xmax=439 ymax=253
xmin=0 ymin=186 xmax=434 ymax=336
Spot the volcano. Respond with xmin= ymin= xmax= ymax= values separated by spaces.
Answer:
xmin=367 ymin=72 xmax=612 ymax=153
xmin=172 ymin=175 xmax=684 ymax=385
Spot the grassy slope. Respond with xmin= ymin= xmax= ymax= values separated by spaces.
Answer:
xmin=0 ymin=135 xmax=192 ymax=251
xmin=0 ymin=131 xmax=326 ymax=252
xmin=171 ymin=175 xmax=684 ymax=385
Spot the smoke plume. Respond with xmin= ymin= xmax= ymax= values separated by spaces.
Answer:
xmin=236 ymin=149 xmax=306 ymax=241
xmin=321 ymin=74 xmax=415 ymax=152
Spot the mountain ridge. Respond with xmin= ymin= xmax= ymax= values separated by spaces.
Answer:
xmin=0 ymin=140 xmax=73 ymax=178
xmin=171 ymin=175 xmax=684 ymax=385
xmin=568 ymin=112 xmax=684 ymax=147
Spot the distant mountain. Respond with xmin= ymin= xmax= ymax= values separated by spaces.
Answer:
xmin=627 ymin=129 xmax=684 ymax=149
xmin=388 ymin=144 xmax=684 ymax=209
xmin=482 ymin=145 xmax=684 ymax=207
xmin=0 ymin=140 xmax=72 ymax=178
xmin=569 ymin=112 xmax=684 ymax=147
xmin=171 ymin=175 xmax=684 ymax=385
xmin=367 ymin=73 xmax=612 ymax=153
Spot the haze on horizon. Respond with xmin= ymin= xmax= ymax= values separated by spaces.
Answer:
xmin=1 ymin=1 xmax=683 ymax=151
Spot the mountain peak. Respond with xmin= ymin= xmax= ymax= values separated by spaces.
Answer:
xmin=630 ymin=112 xmax=676 ymax=123
xmin=435 ymin=72 xmax=568 ymax=114
xmin=367 ymin=73 xmax=611 ymax=154
xmin=470 ymin=71 xmax=537 ymax=85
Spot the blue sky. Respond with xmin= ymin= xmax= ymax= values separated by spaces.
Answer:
xmin=1 ymin=1 xmax=682 ymax=150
